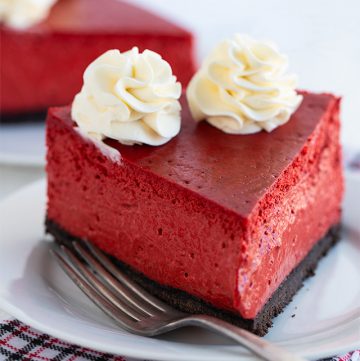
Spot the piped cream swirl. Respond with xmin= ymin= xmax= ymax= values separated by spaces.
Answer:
xmin=187 ymin=34 xmax=303 ymax=134
xmin=0 ymin=0 xmax=56 ymax=29
xmin=72 ymin=48 xmax=182 ymax=146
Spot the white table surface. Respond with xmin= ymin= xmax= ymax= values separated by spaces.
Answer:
xmin=0 ymin=165 xmax=44 ymax=201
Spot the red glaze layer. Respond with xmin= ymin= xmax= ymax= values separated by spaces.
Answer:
xmin=1 ymin=0 xmax=195 ymax=115
xmin=46 ymin=92 xmax=343 ymax=319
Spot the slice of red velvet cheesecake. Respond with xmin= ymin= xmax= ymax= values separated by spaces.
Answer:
xmin=46 ymin=92 xmax=343 ymax=335
xmin=45 ymin=37 xmax=343 ymax=335
xmin=0 ymin=0 xmax=195 ymax=117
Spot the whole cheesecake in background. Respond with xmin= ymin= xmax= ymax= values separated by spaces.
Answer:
xmin=45 ymin=38 xmax=344 ymax=335
xmin=0 ymin=0 xmax=195 ymax=117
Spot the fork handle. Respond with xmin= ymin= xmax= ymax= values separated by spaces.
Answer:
xmin=176 ymin=315 xmax=307 ymax=361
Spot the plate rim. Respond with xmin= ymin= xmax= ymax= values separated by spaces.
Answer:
xmin=0 ymin=153 xmax=44 ymax=167
xmin=0 ymin=122 xmax=46 ymax=167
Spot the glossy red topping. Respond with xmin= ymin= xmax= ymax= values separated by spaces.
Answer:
xmin=46 ymin=92 xmax=343 ymax=319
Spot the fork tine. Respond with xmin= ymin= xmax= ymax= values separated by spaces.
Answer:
xmin=85 ymin=241 xmax=177 ymax=313
xmin=59 ymin=245 xmax=144 ymax=321
xmin=73 ymin=241 xmax=159 ymax=317
xmin=50 ymin=248 xmax=139 ymax=332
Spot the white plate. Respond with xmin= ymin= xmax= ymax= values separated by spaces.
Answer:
xmin=0 ymin=122 xmax=45 ymax=166
xmin=0 ymin=175 xmax=359 ymax=361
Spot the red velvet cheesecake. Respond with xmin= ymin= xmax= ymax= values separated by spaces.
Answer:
xmin=0 ymin=0 xmax=195 ymax=117
xmin=46 ymin=92 xmax=343 ymax=335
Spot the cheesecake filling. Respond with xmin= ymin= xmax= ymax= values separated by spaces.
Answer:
xmin=236 ymin=97 xmax=342 ymax=318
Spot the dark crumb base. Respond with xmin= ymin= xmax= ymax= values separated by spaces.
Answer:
xmin=45 ymin=218 xmax=341 ymax=336
xmin=0 ymin=111 xmax=47 ymax=123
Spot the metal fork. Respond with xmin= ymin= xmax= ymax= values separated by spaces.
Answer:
xmin=51 ymin=239 xmax=306 ymax=361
